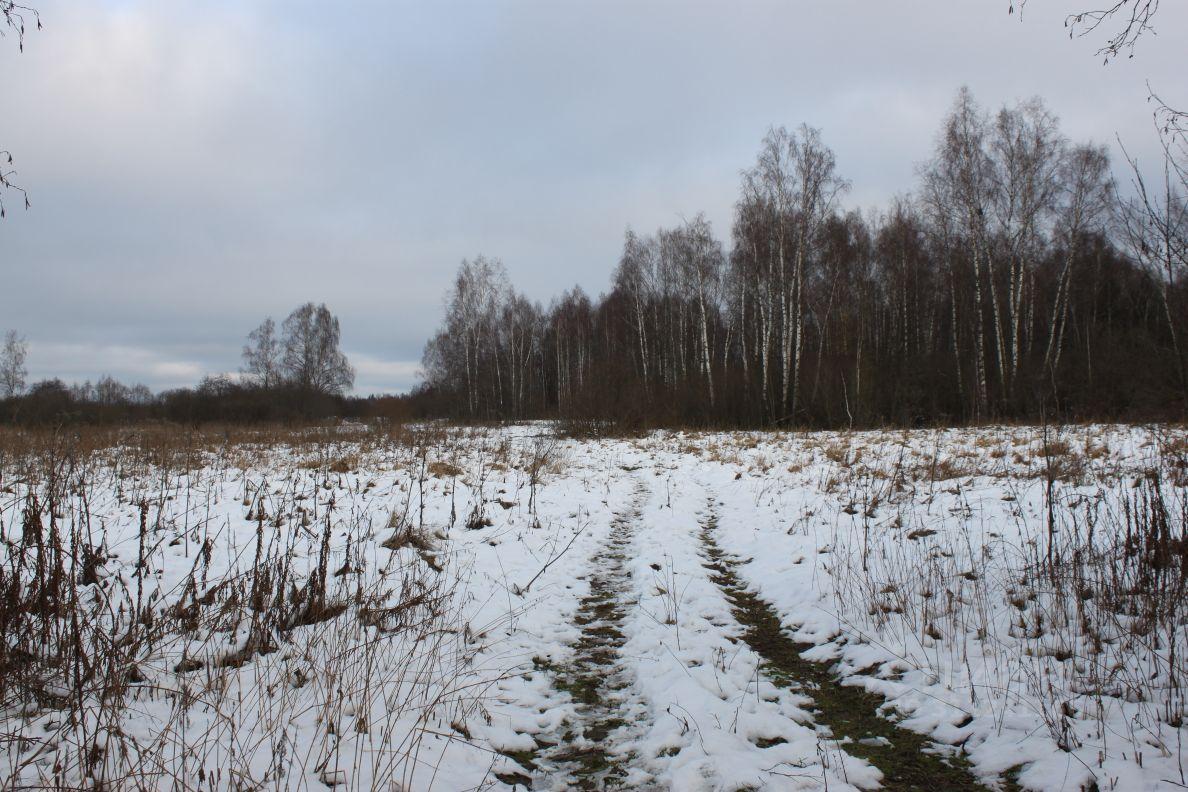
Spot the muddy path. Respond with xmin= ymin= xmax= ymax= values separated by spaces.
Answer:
xmin=498 ymin=481 xmax=657 ymax=791
xmin=697 ymin=504 xmax=1013 ymax=792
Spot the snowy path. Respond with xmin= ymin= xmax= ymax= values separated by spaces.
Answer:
xmin=498 ymin=463 xmax=1001 ymax=789
xmin=697 ymin=496 xmax=995 ymax=791
xmin=528 ymin=478 xmax=659 ymax=789
xmin=488 ymin=466 xmax=883 ymax=790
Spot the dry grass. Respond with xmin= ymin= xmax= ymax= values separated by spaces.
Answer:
xmin=799 ymin=426 xmax=1188 ymax=778
xmin=0 ymin=422 xmax=492 ymax=791
xmin=428 ymin=460 xmax=463 ymax=478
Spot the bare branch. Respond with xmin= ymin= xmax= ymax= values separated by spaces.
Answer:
xmin=1067 ymin=0 xmax=1160 ymax=62
xmin=0 ymin=150 xmax=30 ymax=218
xmin=1 ymin=3 xmax=38 ymax=218
xmin=1011 ymin=0 xmax=1161 ymax=62
xmin=1 ymin=1 xmax=41 ymax=52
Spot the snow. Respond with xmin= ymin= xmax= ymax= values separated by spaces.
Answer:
xmin=2 ymin=423 xmax=1185 ymax=790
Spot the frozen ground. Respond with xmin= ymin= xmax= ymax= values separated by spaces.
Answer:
xmin=1 ymin=423 xmax=1185 ymax=790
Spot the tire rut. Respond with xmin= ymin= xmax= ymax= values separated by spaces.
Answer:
xmin=504 ymin=481 xmax=657 ymax=791
xmin=698 ymin=502 xmax=1014 ymax=792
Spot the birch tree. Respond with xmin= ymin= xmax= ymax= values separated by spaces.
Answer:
xmin=788 ymin=125 xmax=849 ymax=418
xmin=988 ymin=98 xmax=1065 ymax=399
xmin=612 ymin=229 xmax=658 ymax=388
xmin=1044 ymin=143 xmax=1113 ymax=380
xmin=921 ymin=88 xmax=996 ymax=415
xmin=241 ymin=317 xmax=283 ymax=388
xmin=739 ymin=125 xmax=847 ymax=419
xmin=279 ymin=303 xmax=355 ymax=396
xmin=667 ymin=214 xmax=724 ymax=406
xmin=1 ymin=329 xmax=28 ymax=397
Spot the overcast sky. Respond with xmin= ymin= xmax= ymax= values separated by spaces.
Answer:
xmin=1 ymin=1 xmax=1184 ymax=395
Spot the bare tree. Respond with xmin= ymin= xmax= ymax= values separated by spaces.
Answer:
xmin=612 ymin=229 xmax=659 ymax=388
xmin=1118 ymin=142 xmax=1188 ymax=407
xmin=731 ymin=182 xmax=778 ymax=414
xmin=742 ymin=129 xmax=795 ymax=415
xmin=439 ymin=256 xmax=509 ymax=415
xmin=127 ymin=382 xmax=153 ymax=404
xmin=1044 ymin=143 xmax=1114 ymax=379
xmin=988 ymin=97 xmax=1065 ymax=399
xmin=921 ymin=87 xmax=996 ymax=414
xmin=665 ymin=214 xmax=724 ymax=406
xmin=739 ymin=124 xmax=848 ymax=419
xmin=787 ymin=126 xmax=849 ymax=418
xmin=1 ymin=329 xmax=28 ymax=397
xmin=548 ymin=286 xmax=593 ymax=411
xmin=95 ymin=375 xmax=130 ymax=405
xmin=497 ymin=291 xmax=542 ymax=417
xmin=279 ymin=303 xmax=355 ymax=396
xmin=1011 ymin=2 xmax=1184 ymax=413
xmin=241 ymin=317 xmax=283 ymax=388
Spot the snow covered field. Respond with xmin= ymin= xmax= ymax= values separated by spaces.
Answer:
xmin=2 ymin=423 xmax=1185 ymax=791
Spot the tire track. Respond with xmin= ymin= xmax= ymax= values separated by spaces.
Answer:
xmin=697 ymin=499 xmax=1009 ymax=792
xmin=512 ymin=480 xmax=658 ymax=791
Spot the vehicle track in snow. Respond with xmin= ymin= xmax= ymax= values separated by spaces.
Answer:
xmin=508 ymin=480 xmax=658 ymax=791
xmin=697 ymin=499 xmax=1008 ymax=792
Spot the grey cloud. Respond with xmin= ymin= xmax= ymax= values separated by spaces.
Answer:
xmin=1 ymin=0 xmax=1184 ymax=393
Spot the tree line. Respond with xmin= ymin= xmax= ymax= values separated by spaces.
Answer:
xmin=0 ymin=303 xmax=413 ymax=425
xmin=423 ymin=88 xmax=1187 ymax=429
xmin=0 ymin=374 xmax=418 ymax=426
